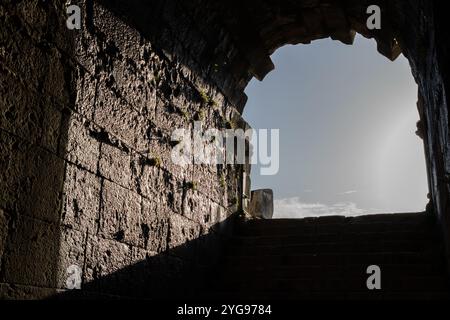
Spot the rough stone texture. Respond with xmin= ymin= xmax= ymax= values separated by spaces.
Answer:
xmin=83 ymin=235 xmax=132 ymax=294
xmin=63 ymin=112 xmax=101 ymax=173
xmin=168 ymin=214 xmax=202 ymax=251
xmin=99 ymin=180 xmax=142 ymax=247
xmin=62 ymin=164 xmax=101 ymax=233
xmin=0 ymin=130 xmax=65 ymax=223
xmin=0 ymin=65 xmax=61 ymax=153
xmin=120 ymin=247 xmax=192 ymax=299
xmin=98 ymin=143 xmax=133 ymax=189
xmin=141 ymin=198 xmax=169 ymax=253
xmin=212 ymin=213 xmax=450 ymax=300
xmin=1 ymin=0 xmax=450 ymax=299
xmin=94 ymin=83 xmax=151 ymax=152
xmin=387 ymin=0 xmax=450 ymax=264
xmin=84 ymin=235 xmax=132 ymax=281
xmin=250 ymin=189 xmax=274 ymax=220
xmin=57 ymin=227 xmax=86 ymax=289
xmin=0 ymin=283 xmax=57 ymax=300
xmin=0 ymin=209 xmax=8 ymax=270
xmin=2 ymin=215 xmax=60 ymax=288
xmin=132 ymin=159 xmax=172 ymax=199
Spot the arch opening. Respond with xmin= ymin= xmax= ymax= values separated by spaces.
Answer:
xmin=244 ymin=36 xmax=428 ymax=218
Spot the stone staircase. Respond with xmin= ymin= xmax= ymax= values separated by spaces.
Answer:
xmin=208 ymin=213 xmax=450 ymax=300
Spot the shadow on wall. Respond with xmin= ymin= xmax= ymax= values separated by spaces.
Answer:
xmin=0 ymin=0 xmax=75 ymax=296
xmin=1 ymin=0 xmax=240 ymax=299
xmin=95 ymin=0 xmax=247 ymax=108
xmin=51 ymin=215 xmax=237 ymax=300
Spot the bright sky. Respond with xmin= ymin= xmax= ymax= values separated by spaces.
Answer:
xmin=243 ymin=35 xmax=428 ymax=218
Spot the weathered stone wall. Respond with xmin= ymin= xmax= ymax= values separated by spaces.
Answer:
xmin=1 ymin=0 xmax=74 ymax=298
xmin=1 ymin=0 xmax=450 ymax=299
xmin=392 ymin=0 xmax=450 ymax=265
xmin=184 ymin=0 xmax=450 ymax=267
xmin=0 ymin=0 xmax=247 ymax=298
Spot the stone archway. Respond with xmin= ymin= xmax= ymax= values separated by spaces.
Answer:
xmin=1 ymin=0 xmax=449 ymax=299
xmin=244 ymin=36 xmax=427 ymax=218
xmin=200 ymin=0 xmax=450 ymax=264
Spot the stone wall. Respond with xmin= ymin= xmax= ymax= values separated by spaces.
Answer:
xmin=1 ymin=0 xmax=450 ymax=299
xmin=0 ymin=0 xmax=247 ymax=298
xmin=175 ymin=0 xmax=450 ymax=268
xmin=392 ymin=0 xmax=450 ymax=265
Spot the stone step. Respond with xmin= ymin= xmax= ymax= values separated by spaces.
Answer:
xmin=230 ymin=230 xmax=436 ymax=247
xmin=206 ymin=213 xmax=449 ymax=299
xmin=221 ymin=252 xmax=445 ymax=268
xmin=226 ymin=239 xmax=439 ymax=256
xmin=237 ymin=221 xmax=433 ymax=237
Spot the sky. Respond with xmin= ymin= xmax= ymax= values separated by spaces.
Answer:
xmin=243 ymin=34 xmax=428 ymax=218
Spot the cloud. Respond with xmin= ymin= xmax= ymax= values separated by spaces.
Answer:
xmin=274 ymin=197 xmax=372 ymax=218
xmin=339 ymin=190 xmax=358 ymax=195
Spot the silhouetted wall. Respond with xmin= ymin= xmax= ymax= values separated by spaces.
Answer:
xmin=1 ymin=0 xmax=244 ymax=298
xmin=1 ymin=0 xmax=450 ymax=299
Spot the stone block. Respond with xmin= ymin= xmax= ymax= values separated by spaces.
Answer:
xmin=155 ymin=97 xmax=194 ymax=135
xmin=171 ymin=80 xmax=202 ymax=115
xmin=83 ymin=235 xmax=132 ymax=293
xmin=184 ymin=195 xmax=230 ymax=232
xmin=148 ymin=129 xmax=195 ymax=181
xmin=164 ymin=173 xmax=185 ymax=215
xmin=0 ymin=132 xmax=22 ymax=212
xmin=130 ymin=246 xmax=158 ymax=265
xmin=133 ymin=156 xmax=166 ymax=197
xmin=0 ymin=12 xmax=43 ymax=87
xmin=182 ymin=189 xmax=215 ymax=227
xmin=0 ymin=131 xmax=65 ymax=223
xmin=62 ymin=164 xmax=101 ymax=233
xmin=92 ymin=1 xmax=142 ymax=61
xmin=193 ymin=165 xmax=227 ymax=206
xmin=0 ymin=10 xmax=75 ymax=105
xmin=249 ymin=189 xmax=274 ymax=220
xmin=71 ymin=26 xmax=100 ymax=74
xmin=132 ymin=152 xmax=188 ymax=201
xmin=92 ymin=2 xmax=160 ymax=113
xmin=39 ymin=101 xmax=62 ymax=155
xmin=109 ymin=57 xmax=158 ymax=115
xmin=168 ymin=213 xmax=202 ymax=252
xmin=57 ymin=227 xmax=86 ymax=290
xmin=208 ymin=201 xmax=230 ymax=232
xmin=94 ymin=83 xmax=151 ymax=152
xmin=74 ymin=67 xmax=97 ymax=120
xmin=0 ymin=66 xmax=61 ymax=153
xmin=42 ymin=47 xmax=76 ymax=106
xmin=2 ymin=215 xmax=60 ymax=288
xmin=98 ymin=143 xmax=133 ymax=189
xmin=141 ymin=197 xmax=169 ymax=252
xmin=0 ymin=283 xmax=57 ymax=300
xmin=99 ymin=180 xmax=142 ymax=246
xmin=0 ymin=208 xmax=9 ymax=267
xmin=62 ymin=112 xmax=101 ymax=173
xmin=12 ymin=0 xmax=70 ymax=51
